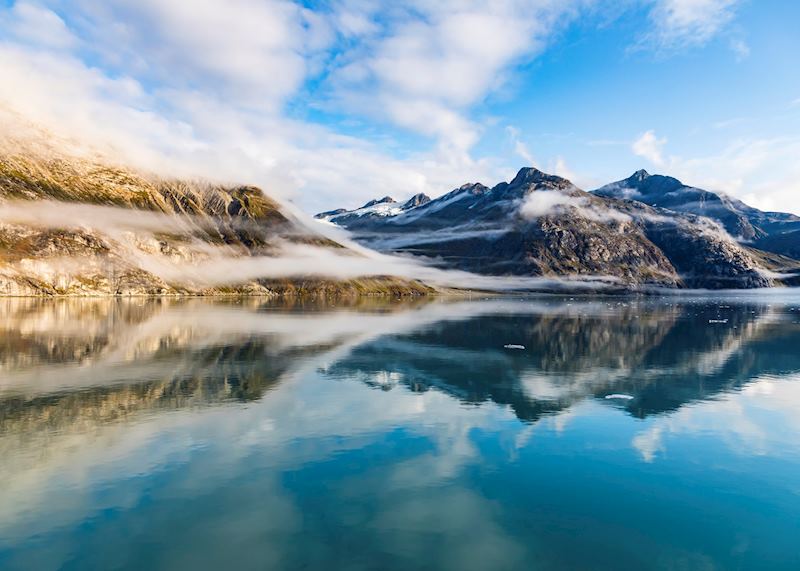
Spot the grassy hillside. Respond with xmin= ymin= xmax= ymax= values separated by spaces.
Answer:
xmin=0 ymin=150 xmax=430 ymax=297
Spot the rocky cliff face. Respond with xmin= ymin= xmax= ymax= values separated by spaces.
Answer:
xmin=319 ymin=167 xmax=793 ymax=289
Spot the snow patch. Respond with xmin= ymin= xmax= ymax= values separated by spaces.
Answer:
xmin=353 ymin=202 xmax=403 ymax=217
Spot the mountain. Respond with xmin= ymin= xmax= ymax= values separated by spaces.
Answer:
xmin=593 ymin=170 xmax=800 ymax=258
xmin=0 ymin=148 xmax=431 ymax=297
xmin=5 ymin=132 xmax=797 ymax=296
xmin=317 ymin=167 xmax=800 ymax=290
xmin=315 ymin=193 xmax=431 ymax=225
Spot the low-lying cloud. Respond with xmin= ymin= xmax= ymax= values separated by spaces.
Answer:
xmin=0 ymin=198 xmax=622 ymax=293
xmin=520 ymin=190 xmax=632 ymax=224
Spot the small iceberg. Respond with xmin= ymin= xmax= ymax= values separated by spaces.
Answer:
xmin=605 ymin=394 xmax=634 ymax=400
xmin=504 ymin=344 xmax=525 ymax=350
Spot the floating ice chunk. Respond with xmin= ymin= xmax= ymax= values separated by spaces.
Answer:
xmin=503 ymin=344 xmax=525 ymax=350
xmin=605 ymin=394 xmax=634 ymax=400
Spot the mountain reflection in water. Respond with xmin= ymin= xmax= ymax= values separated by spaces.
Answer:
xmin=1 ymin=295 xmax=800 ymax=570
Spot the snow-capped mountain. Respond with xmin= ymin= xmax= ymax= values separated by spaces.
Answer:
xmin=593 ymin=170 xmax=800 ymax=258
xmin=317 ymin=167 xmax=800 ymax=289
xmin=316 ymin=193 xmax=431 ymax=224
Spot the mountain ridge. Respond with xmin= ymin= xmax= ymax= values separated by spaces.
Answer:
xmin=593 ymin=170 xmax=800 ymax=256
xmin=317 ymin=167 xmax=800 ymax=290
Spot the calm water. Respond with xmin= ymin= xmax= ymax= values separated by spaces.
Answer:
xmin=1 ymin=295 xmax=800 ymax=570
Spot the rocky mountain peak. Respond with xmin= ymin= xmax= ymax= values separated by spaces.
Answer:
xmin=456 ymin=182 xmax=486 ymax=192
xmin=361 ymin=196 xmax=396 ymax=209
xmin=622 ymin=171 xmax=683 ymax=195
xmin=402 ymin=193 xmax=431 ymax=210
xmin=510 ymin=167 xmax=569 ymax=188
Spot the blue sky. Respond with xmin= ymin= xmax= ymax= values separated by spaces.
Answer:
xmin=0 ymin=0 xmax=799 ymax=214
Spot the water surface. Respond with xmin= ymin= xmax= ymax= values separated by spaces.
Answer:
xmin=1 ymin=294 xmax=800 ymax=570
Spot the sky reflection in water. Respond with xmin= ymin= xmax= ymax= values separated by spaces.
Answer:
xmin=1 ymin=295 xmax=800 ymax=570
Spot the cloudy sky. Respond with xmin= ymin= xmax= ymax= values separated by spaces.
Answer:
xmin=1 ymin=0 xmax=798 ymax=214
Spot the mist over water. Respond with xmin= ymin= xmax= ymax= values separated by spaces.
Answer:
xmin=1 ymin=294 xmax=800 ymax=570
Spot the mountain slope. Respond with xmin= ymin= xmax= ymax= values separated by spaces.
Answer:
xmin=0 ymin=149 xmax=432 ymax=296
xmin=593 ymin=170 xmax=800 ymax=258
xmin=318 ymin=167 xmax=796 ymax=289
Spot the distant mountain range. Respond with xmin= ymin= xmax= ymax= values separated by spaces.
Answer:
xmin=2 ymin=131 xmax=798 ymax=295
xmin=317 ymin=167 xmax=800 ymax=290
xmin=594 ymin=170 xmax=800 ymax=259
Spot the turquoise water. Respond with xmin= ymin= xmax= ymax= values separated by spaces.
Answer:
xmin=1 ymin=295 xmax=799 ymax=570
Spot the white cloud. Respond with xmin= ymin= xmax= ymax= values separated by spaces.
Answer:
xmin=632 ymin=130 xmax=667 ymax=166
xmin=0 ymin=1 xmax=76 ymax=49
xmin=0 ymin=12 xmax=493 ymax=213
xmin=327 ymin=1 xmax=586 ymax=159
xmin=504 ymin=129 xmax=593 ymax=189
xmin=552 ymin=157 xmax=577 ymax=182
xmin=0 ymin=1 xmax=590 ymax=213
xmin=520 ymin=189 xmax=632 ymax=223
xmin=627 ymin=132 xmax=800 ymax=215
xmin=506 ymin=126 xmax=539 ymax=168
xmin=0 ymin=0 xmax=792 ymax=218
xmin=67 ymin=0 xmax=317 ymax=109
xmin=669 ymin=137 xmax=800 ymax=214
xmin=640 ymin=0 xmax=741 ymax=52
xmin=549 ymin=157 xmax=599 ymax=190
xmin=520 ymin=190 xmax=579 ymax=218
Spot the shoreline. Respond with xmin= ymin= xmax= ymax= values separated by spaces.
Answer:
xmin=2 ymin=285 xmax=799 ymax=299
